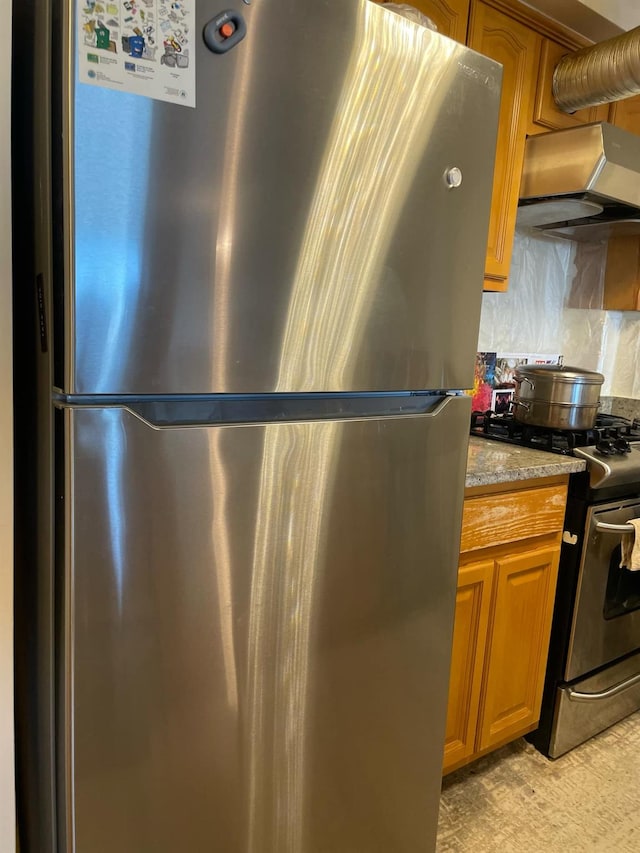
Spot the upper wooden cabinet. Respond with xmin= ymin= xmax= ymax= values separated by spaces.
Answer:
xmin=378 ymin=0 xmax=606 ymax=295
xmin=603 ymin=235 xmax=640 ymax=311
xmin=603 ymin=96 xmax=640 ymax=310
xmin=530 ymin=38 xmax=609 ymax=134
xmin=468 ymin=1 xmax=539 ymax=292
xmin=409 ymin=0 xmax=470 ymax=42
xmin=608 ymin=94 xmax=640 ymax=134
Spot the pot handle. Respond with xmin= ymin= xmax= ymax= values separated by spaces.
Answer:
xmin=516 ymin=376 xmax=535 ymax=392
xmin=511 ymin=399 xmax=531 ymax=412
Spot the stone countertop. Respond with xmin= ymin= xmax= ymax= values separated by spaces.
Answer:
xmin=465 ymin=437 xmax=586 ymax=489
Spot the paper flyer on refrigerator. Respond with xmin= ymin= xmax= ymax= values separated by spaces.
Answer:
xmin=77 ymin=0 xmax=196 ymax=107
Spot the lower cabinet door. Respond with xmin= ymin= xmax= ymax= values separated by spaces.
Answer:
xmin=443 ymin=559 xmax=494 ymax=773
xmin=478 ymin=545 xmax=560 ymax=751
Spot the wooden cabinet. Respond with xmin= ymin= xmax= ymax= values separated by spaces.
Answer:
xmin=378 ymin=1 xmax=601 ymax=294
xmin=608 ymin=95 xmax=640 ymax=134
xmin=443 ymin=558 xmax=494 ymax=769
xmin=478 ymin=545 xmax=560 ymax=750
xmin=463 ymin=3 xmax=601 ymax=291
xmin=529 ymin=38 xmax=609 ymax=134
xmin=409 ymin=0 xmax=470 ymax=42
xmin=468 ymin=1 xmax=539 ymax=292
xmin=379 ymin=1 xmax=610 ymax=295
xmin=601 ymin=96 xmax=640 ymax=311
xmin=443 ymin=477 xmax=566 ymax=775
xmin=603 ymin=235 xmax=640 ymax=311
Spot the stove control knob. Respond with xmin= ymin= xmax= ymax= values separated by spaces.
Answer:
xmin=596 ymin=439 xmax=615 ymax=456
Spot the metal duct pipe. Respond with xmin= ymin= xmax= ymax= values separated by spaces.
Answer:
xmin=553 ymin=26 xmax=640 ymax=113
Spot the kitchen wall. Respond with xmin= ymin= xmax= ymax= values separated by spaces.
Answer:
xmin=567 ymin=0 xmax=640 ymax=30
xmin=0 ymin=0 xmax=15 ymax=848
xmin=524 ymin=0 xmax=640 ymax=39
xmin=478 ymin=229 xmax=640 ymax=400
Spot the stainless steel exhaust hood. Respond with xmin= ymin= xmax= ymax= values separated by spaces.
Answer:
xmin=518 ymin=122 xmax=640 ymax=241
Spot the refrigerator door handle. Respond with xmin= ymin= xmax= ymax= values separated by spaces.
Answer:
xmin=422 ymin=394 xmax=463 ymax=419
xmin=62 ymin=394 xmax=466 ymax=431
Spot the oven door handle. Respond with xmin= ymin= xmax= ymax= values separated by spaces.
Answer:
xmin=567 ymin=671 xmax=640 ymax=702
xmin=595 ymin=521 xmax=636 ymax=533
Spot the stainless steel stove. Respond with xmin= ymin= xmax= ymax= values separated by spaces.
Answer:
xmin=471 ymin=411 xmax=640 ymax=757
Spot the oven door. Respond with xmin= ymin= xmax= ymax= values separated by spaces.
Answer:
xmin=566 ymin=497 xmax=640 ymax=681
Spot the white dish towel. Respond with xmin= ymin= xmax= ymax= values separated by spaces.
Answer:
xmin=620 ymin=518 xmax=640 ymax=571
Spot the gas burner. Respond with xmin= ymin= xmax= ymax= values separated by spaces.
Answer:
xmin=471 ymin=410 xmax=640 ymax=457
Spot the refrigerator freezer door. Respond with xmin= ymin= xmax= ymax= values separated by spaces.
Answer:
xmin=63 ymin=0 xmax=501 ymax=394
xmin=61 ymin=396 xmax=470 ymax=852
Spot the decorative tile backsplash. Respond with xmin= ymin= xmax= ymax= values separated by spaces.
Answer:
xmin=477 ymin=229 xmax=640 ymax=399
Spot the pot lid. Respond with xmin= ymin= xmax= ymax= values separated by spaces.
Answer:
xmin=514 ymin=364 xmax=604 ymax=384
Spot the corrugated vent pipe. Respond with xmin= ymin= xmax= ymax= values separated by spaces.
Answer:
xmin=553 ymin=26 xmax=640 ymax=113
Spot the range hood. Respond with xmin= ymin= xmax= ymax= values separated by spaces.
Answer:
xmin=518 ymin=122 xmax=640 ymax=242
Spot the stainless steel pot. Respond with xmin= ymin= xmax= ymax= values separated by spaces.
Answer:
xmin=512 ymin=364 xmax=604 ymax=430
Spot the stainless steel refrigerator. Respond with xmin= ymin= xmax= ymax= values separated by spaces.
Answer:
xmin=13 ymin=1 xmax=501 ymax=851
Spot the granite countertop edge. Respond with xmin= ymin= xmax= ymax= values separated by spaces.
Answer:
xmin=465 ymin=437 xmax=587 ymax=488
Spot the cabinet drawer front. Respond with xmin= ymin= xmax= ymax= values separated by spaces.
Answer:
xmin=460 ymin=484 xmax=566 ymax=553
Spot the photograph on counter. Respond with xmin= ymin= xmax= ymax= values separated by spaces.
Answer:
xmin=491 ymin=388 xmax=514 ymax=414
xmin=468 ymin=352 xmax=562 ymax=414
xmin=494 ymin=354 xmax=528 ymax=388
xmin=494 ymin=352 xmax=562 ymax=388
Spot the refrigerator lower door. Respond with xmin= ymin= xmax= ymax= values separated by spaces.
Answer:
xmin=60 ymin=396 xmax=470 ymax=852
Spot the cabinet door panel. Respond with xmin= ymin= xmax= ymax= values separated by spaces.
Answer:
xmin=410 ymin=0 xmax=470 ymax=43
xmin=478 ymin=545 xmax=560 ymax=751
xmin=531 ymin=39 xmax=609 ymax=133
xmin=443 ymin=559 xmax=494 ymax=773
xmin=604 ymin=97 xmax=640 ymax=311
xmin=604 ymin=235 xmax=640 ymax=311
xmin=609 ymin=95 xmax=640 ymax=134
xmin=468 ymin=1 xmax=539 ymax=291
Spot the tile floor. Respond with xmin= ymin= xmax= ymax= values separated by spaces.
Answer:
xmin=436 ymin=712 xmax=640 ymax=852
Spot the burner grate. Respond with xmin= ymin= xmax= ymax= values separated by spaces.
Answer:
xmin=470 ymin=411 xmax=640 ymax=456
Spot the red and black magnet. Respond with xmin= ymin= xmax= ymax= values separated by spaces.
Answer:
xmin=203 ymin=10 xmax=247 ymax=53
